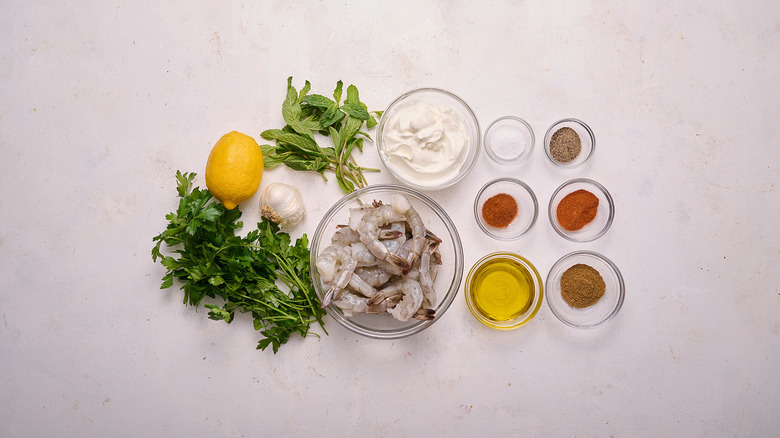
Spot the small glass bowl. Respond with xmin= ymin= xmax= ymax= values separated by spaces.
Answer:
xmin=483 ymin=116 xmax=535 ymax=165
xmin=546 ymin=251 xmax=624 ymax=328
xmin=376 ymin=88 xmax=481 ymax=191
xmin=474 ymin=178 xmax=538 ymax=240
xmin=465 ymin=252 xmax=544 ymax=330
xmin=310 ymin=184 xmax=464 ymax=340
xmin=548 ymin=178 xmax=614 ymax=242
xmin=543 ymin=118 xmax=595 ymax=168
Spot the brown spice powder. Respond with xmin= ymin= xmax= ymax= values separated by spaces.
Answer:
xmin=560 ymin=263 xmax=606 ymax=308
xmin=549 ymin=127 xmax=582 ymax=163
xmin=481 ymin=193 xmax=518 ymax=228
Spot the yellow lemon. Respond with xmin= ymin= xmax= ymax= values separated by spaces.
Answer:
xmin=205 ymin=131 xmax=264 ymax=210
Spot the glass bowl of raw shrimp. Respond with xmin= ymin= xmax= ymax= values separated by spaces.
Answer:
xmin=310 ymin=184 xmax=464 ymax=339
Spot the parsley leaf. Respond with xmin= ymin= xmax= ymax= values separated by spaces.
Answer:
xmin=152 ymin=171 xmax=327 ymax=353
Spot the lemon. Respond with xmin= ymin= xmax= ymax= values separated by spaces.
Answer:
xmin=205 ymin=131 xmax=264 ymax=210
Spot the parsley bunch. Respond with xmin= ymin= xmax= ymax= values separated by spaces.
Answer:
xmin=260 ymin=77 xmax=381 ymax=193
xmin=151 ymin=171 xmax=327 ymax=353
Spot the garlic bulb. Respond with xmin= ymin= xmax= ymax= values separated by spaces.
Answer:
xmin=259 ymin=182 xmax=305 ymax=228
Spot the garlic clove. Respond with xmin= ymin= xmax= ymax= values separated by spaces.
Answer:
xmin=259 ymin=182 xmax=305 ymax=228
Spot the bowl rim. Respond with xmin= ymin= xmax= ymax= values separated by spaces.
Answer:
xmin=548 ymin=177 xmax=614 ymax=242
xmin=309 ymin=183 xmax=465 ymax=339
xmin=483 ymin=115 xmax=535 ymax=165
xmin=375 ymin=87 xmax=481 ymax=190
xmin=543 ymin=118 xmax=595 ymax=169
xmin=464 ymin=251 xmax=544 ymax=330
xmin=545 ymin=250 xmax=625 ymax=328
xmin=473 ymin=177 xmax=539 ymax=240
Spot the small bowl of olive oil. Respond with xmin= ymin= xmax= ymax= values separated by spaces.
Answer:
xmin=465 ymin=252 xmax=544 ymax=330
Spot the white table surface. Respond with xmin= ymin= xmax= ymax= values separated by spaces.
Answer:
xmin=2 ymin=1 xmax=778 ymax=436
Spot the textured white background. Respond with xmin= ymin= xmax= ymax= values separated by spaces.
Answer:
xmin=1 ymin=1 xmax=778 ymax=436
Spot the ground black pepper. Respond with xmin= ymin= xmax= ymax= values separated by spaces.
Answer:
xmin=549 ymin=127 xmax=581 ymax=163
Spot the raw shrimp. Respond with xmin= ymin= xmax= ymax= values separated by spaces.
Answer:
xmin=331 ymin=225 xmax=360 ymax=246
xmin=381 ymin=221 xmax=407 ymax=254
xmin=315 ymin=243 xmax=357 ymax=307
xmin=429 ymin=258 xmax=440 ymax=282
xmin=354 ymin=266 xmax=395 ymax=288
xmin=350 ymin=242 xmax=403 ymax=276
xmin=404 ymin=204 xmax=427 ymax=266
xmin=332 ymin=291 xmax=369 ymax=317
xmin=384 ymin=278 xmax=425 ymax=322
xmin=347 ymin=200 xmax=382 ymax=230
xmin=357 ymin=204 xmax=410 ymax=271
xmin=386 ymin=194 xmax=427 ymax=267
xmin=368 ymin=293 xmax=402 ymax=313
xmin=368 ymin=277 xmax=403 ymax=306
xmin=333 ymin=291 xmax=400 ymax=317
xmin=395 ymin=239 xmax=413 ymax=269
xmin=419 ymin=239 xmax=439 ymax=309
xmin=347 ymin=274 xmax=380 ymax=298
xmin=350 ymin=241 xmax=377 ymax=266
xmin=370 ymin=277 xmax=424 ymax=322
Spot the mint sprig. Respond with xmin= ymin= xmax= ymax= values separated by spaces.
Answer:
xmin=260 ymin=77 xmax=381 ymax=193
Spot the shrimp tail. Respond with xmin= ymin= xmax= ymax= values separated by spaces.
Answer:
xmin=414 ymin=308 xmax=436 ymax=320
xmin=425 ymin=229 xmax=442 ymax=244
xmin=386 ymin=252 xmax=411 ymax=274
xmin=378 ymin=229 xmax=404 ymax=240
xmin=368 ymin=292 xmax=385 ymax=306
xmin=368 ymin=290 xmax=403 ymax=307
xmin=404 ymin=254 xmax=418 ymax=272
xmin=366 ymin=303 xmax=387 ymax=313
xmin=321 ymin=285 xmax=337 ymax=308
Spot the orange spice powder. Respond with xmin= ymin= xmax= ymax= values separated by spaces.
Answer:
xmin=481 ymin=193 xmax=518 ymax=228
xmin=556 ymin=189 xmax=599 ymax=231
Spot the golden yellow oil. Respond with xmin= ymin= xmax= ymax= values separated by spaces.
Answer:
xmin=468 ymin=257 xmax=536 ymax=321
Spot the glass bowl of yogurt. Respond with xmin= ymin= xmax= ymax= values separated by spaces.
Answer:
xmin=376 ymin=88 xmax=481 ymax=191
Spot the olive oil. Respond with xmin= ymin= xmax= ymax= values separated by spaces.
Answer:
xmin=468 ymin=256 xmax=536 ymax=321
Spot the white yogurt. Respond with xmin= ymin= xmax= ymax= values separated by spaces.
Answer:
xmin=381 ymin=100 xmax=469 ymax=187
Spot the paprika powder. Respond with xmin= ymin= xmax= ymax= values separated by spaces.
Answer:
xmin=556 ymin=189 xmax=599 ymax=231
xmin=481 ymin=193 xmax=518 ymax=228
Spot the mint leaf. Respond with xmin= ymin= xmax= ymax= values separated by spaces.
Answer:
xmin=320 ymin=103 xmax=346 ymax=128
xmin=302 ymin=94 xmax=335 ymax=108
xmin=282 ymin=78 xmax=302 ymax=127
xmin=333 ymin=80 xmax=344 ymax=103
xmin=345 ymin=84 xmax=359 ymax=105
xmin=341 ymin=102 xmax=370 ymax=121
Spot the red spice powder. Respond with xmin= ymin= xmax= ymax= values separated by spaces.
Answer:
xmin=482 ymin=193 xmax=518 ymax=228
xmin=556 ymin=189 xmax=599 ymax=231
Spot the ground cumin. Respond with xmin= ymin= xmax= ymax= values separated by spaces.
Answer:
xmin=481 ymin=193 xmax=518 ymax=228
xmin=556 ymin=189 xmax=599 ymax=231
xmin=560 ymin=263 xmax=606 ymax=308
